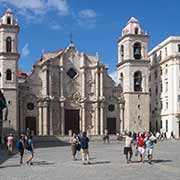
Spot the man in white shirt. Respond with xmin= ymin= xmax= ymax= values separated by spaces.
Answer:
xmin=124 ymin=131 xmax=133 ymax=163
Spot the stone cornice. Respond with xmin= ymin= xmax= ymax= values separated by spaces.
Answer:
xmin=0 ymin=52 xmax=20 ymax=59
xmin=0 ymin=24 xmax=19 ymax=32
xmin=117 ymin=59 xmax=150 ymax=67
xmin=117 ymin=34 xmax=149 ymax=43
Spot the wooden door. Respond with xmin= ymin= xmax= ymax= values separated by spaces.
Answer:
xmin=25 ymin=117 xmax=36 ymax=135
xmin=107 ymin=118 xmax=116 ymax=134
xmin=65 ymin=110 xmax=80 ymax=135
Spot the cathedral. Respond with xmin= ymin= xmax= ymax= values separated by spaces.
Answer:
xmin=1 ymin=9 xmax=179 ymax=137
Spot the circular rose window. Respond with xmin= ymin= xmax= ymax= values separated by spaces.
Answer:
xmin=27 ymin=103 xmax=34 ymax=110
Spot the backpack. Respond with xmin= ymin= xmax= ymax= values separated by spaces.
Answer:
xmin=16 ymin=141 xmax=22 ymax=149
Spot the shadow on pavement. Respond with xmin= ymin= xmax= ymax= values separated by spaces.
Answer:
xmin=31 ymin=160 xmax=55 ymax=166
xmin=152 ymin=159 xmax=172 ymax=163
xmin=0 ymin=164 xmax=21 ymax=168
xmin=88 ymin=161 xmax=111 ymax=165
xmin=34 ymin=136 xmax=70 ymax=149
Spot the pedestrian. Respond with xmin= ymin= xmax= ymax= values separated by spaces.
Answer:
xmin=26 ymin=136 xmax=34 ymax=165
xmin=103 ymin=130 xmax=109 ymax=144
xmin=124 ymin=131 xmax=133 ymax=163
xmin=170 ymin=131 xmax=175 ymax=139
xmin=79 ymin=132 xmax=90 ymax=165
xmin=137 ymin=132 xmax=145 ymax=163
xmin=70 ymin=133 xmax=79 ymax=161
xmin=7 ymin=133 xmax=14 ymax=155
xmin=17 ymin=135 xmax=25 ymax=164
xmin=144 ymin=132 xmax=157 ymax=164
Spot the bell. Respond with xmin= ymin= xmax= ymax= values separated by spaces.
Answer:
xmin=134 ymin=48 xmax=140 ymax=55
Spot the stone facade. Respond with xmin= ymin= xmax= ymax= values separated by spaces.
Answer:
xmin=117 ymin=17 xmax=150 ymax=132
xmin=18 ymin=45 xmax=122 ymax=135
xmin=1 ymin=10 xmax=154 ymax=136
xmin=0 ymin=9 xmax=19 ymax=133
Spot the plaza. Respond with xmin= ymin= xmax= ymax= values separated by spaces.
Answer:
xmin=0 ymin=139 xmax=180 ymax=180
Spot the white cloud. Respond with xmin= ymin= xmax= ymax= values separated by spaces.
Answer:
xmin=110 ymin=70 xmax=119 ymax=85
xmin=0 ymin=0 xmax=69 ymax=23
xmin=79 ymin=9 xmax=96 ymax=18
xmin=51 ymin=23 xmax=62 ymax=30
xmin=21 ymin=43 xmax=30 ymax=58
xmin=77 ymin=9 xmax=97 ymax=29
xmin=47 ymin=0 xmax=69 ymax=16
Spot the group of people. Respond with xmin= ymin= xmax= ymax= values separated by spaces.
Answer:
xmin=70 ymin=131 xmax=90 ymax=165
xmin=124 ymin=131 xmax=157 ymax=164
xmin=1 ymin=132 xmax=34 ymax=165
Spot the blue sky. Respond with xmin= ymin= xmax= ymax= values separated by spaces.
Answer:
xmin=0 ymin=0 xmax=180 ymax=82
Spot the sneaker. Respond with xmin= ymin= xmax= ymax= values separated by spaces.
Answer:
xmin=30 ymin=162 xmax=33 ymax=165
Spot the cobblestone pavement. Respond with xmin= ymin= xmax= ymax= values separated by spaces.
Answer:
xmin=0 ymin=139 xmax=180 ymax=180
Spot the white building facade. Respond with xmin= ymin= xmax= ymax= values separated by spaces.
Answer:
xmin=149 ymin=36 xmax=180 ymax=138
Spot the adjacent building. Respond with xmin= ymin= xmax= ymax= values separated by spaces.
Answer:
xmin=149 ymin=36 xmax=180 ymax=138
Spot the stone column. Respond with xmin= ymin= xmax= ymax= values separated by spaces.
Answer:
xmin=43 ymin=102 xmax=48 ymax=135
xmin=100 ymin=103 xmax=104 ymax=135
xmin=95 ymin=103 xmax=99 ymax=135
xmin=49 ymin=101 xmax=53 ymax=135
xmin=60 ymin=102 xmax=65 ymax=135
xmin=81 ymin=104 xmax=85 ymax=132
xmin=80 ymin=53 xmax=86 ymax=132
xmin=95 ymin=67 xmax=99 ymax=135
xmin=99 ymin=67 xmax=104 ymax=135
xmin=120 ymin=104 xmax=125 ymax=133
xmin=38 ymin=104 xmax=43 ymax=135
xmin=59 ymin=56 xmax=65 ymax=135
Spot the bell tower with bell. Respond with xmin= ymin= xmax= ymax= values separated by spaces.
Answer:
xmin=117 ymin=17 xmax=150 ymax=132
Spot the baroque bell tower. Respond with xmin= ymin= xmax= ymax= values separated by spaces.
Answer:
xmin=0 ymin=9 xmax=20 ymax=130
xmin=117 ymin=17 xmax=150 ymax=132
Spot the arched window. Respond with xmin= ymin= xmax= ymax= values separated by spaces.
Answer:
xmin=120 ymin=73 xmax=123 ymax=91
xmin=134 ymin=71 xmax=142 ymax=91
xmin=7 ymin=17 xmax=11 ymax=25
xmin=6 ymin=69 xmax=12 ymax=80
xmin=120 ymin=45 xmax=124 ymax=60
xmin=135 ymin=27 xmax=139 ymax=34
xmin=6 ymin=37 xmax=12 ymax=52
xmin=134 ymin=42 xmax=141 ymax=59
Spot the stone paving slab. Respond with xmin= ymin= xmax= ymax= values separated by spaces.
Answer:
xmin=0 ymin=140 xmax=180 ymax=180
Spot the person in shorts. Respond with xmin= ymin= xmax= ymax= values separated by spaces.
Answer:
xmin=144 ymin=132 xmax=157 ymax=164
xmin=17 ymin=135 xmax=25 ymax=164
xmin=137 ymin=132 xmax=145 ymax=163
xmin=7 ymin=133 xmax=14 ymax=155
xmin=124 ymin=131 xmax=133 ymax=163
xmin=26 ymin=136 xmax=34 ymax=165
xmin=79 ymin=132 xmax=90 ymax=165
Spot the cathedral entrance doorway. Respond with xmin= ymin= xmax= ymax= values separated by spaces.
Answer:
xmin=107 ymin=118 xmax=116 ymax=134
xmin=25 ymin=117 xmax=36 ymax=135
xmin=65 ymin=109 xmax=80 ymax=135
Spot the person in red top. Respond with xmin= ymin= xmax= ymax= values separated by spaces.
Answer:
xmin=137 ymin=132 xmax=145 ymax=163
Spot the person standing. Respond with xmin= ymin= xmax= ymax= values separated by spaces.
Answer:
xmin=70 ymin=133 xmax=79 ymax=161
xmin=137 ymin=132 xmax=145 ymax=163
xmin=79 ymin=132 xmax=90 ymax=165
xmin=124 ymin=131 xmax=133 ymax=163
xmin=7 ymin=133 xmax=14 ymax=155
xmin=26 ymin=136 xmax=34 ymax=165
xmin=144 ymin=132 xmax=157 ymax=164
xmin=17 ymin=135 xmax=25 ymax=164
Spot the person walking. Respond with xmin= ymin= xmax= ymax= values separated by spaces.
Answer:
xmin=7 ymin=133 xmax=14 ymax=155
xmin=26 ymin=136 xmax=34 ymax=165
xmin=144 ymin=132 xmax=157 ymax=164
xmin=70 ymin=133 xmax=79 ymax=161
xmin=124 ymin=131 xmax=133 ymax=163
xmin=17 ymin=135 xmax=25 ymax=164
xmin=137 ymin=132 xmax=145 ymax=163
xmin=79 ymin=132 xmax=90 ymax=165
